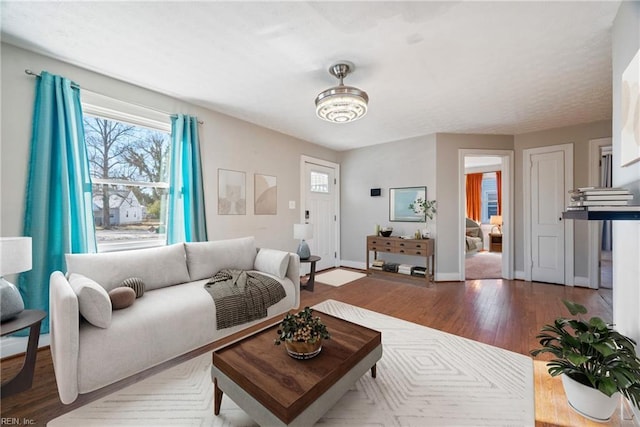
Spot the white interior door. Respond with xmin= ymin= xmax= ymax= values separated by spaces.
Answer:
xmin=303 ymin=160 xmax=338 ymax=272
xmin=530 ymin=150 xmax=566 ymax=284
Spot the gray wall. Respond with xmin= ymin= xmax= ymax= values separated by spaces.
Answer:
xmin=612 ymin=4 xmax=640 ymax=414
xmin=338 ymin=134 xmax=437 ymax=269
xmin=513 ymin=120 xmax=612 ymax=278
xmin=0 ymin=43 xmax=338 ymax=252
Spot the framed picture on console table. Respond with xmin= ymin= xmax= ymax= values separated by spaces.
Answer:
xmin=389 ymin=186 xmax=426 ymax=222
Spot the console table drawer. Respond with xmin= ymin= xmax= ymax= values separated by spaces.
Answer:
xmin=396 ymin=248 xmax=425 ymax=256
xmin=369 ymin=245 xmax=393 ymax=253
xmin=396 ymin=241 xmax=428 ymax=250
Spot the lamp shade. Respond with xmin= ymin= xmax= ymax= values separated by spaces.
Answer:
xmin=293 ymin=224 xmax=313 ymax=240
xmin=0 ymin=237 xmax=32 ymax=276
xmin=490 ymin=215 xmax=503 ymax=226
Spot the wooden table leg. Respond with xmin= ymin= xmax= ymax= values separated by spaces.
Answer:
xmin=214 ymin=378 xmax=223 ymax=415
xmin=371 ymin=363 xmax=377 ymax=378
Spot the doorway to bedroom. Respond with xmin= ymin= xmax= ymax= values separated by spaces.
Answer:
xmin=459 ymin=150 xmax=513 ymax=281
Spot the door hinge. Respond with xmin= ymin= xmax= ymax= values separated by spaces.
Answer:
xmin=334 ymin=251 xmax=337 ymax=258
xmin=334 ymin=178 xmax=337 ymax=185
xmin=334 ymin=215 xmax=337 ymax=221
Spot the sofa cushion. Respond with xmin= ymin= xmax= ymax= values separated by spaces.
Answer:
xmin=254 ymin=248 xmax=289 ymax=279
xmin=65 ymin=243 xmax=190 ymax=292
xmin=184 ymin=237 xmax=257 ymax=281
xmin=68 ymin=273 xmax=112 ymax=328
xmin=121 ymin=277 xmax=145 ymax=298
xmin=109 ymin=287 xmax=136 ymax=310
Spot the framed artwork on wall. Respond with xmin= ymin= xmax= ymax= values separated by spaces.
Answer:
xmin=218 ymin=169 xmax=246 ymax=215
xmin=254 ymin=173 xmax=277 ymax=215
xmin=621 ymin=49 xmax=640 ymax=167
xmin=390 ymin=186 xmax=426 ymax=222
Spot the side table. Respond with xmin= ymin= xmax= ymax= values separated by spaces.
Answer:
xmin=489 ymin=233 xmax=503 ymax=253
xmin=299 ymin=255 xmax=321 ymax=292
xmin=0 ymin=309 xmax=46 ymax=397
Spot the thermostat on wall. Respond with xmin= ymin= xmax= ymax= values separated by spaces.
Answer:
xmin=370 ymin=188 xmax=381 ymax=197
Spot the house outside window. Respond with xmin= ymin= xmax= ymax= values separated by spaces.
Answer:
xmin=82 ymin=93 xmax=171 ymax=252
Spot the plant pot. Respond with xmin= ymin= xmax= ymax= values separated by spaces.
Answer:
xmin=284 ymin=339 xmax=322 ymax=360
xmin=561 ymin=374 xmax=620 ymax=422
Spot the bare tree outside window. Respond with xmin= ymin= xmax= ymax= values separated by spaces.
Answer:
xmin=83 ymin=116 xmax=170 ymax=250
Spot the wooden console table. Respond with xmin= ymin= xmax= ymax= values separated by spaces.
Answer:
xmin=366 ymin=235 xmax=434 ymax=284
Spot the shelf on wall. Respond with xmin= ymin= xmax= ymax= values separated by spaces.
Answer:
xmin=562 ymin=210 xmax=640 ymax=220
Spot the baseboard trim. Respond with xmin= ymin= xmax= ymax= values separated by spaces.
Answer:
xmin=515 ymin=270 xmax=525 ymax=280
xmin=340 ymin=260 xmax=366 ymax=270
xmin=574 ymin=276 xmax=591 ymax=287
xmin=436 ymin=272 xmax=462 ymax=282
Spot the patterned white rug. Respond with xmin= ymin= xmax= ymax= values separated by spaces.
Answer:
xmin=49 ymin=300 xmax=534 ymax=426
xmin=315 ymin=269 xmax=366 ymax=287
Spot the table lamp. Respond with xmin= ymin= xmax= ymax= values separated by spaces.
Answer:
xmin=293 ymin=224 xmax=313 ymax=260
xmin=490 ymin=215 xmax=503 ymax=234
xmin=0 ymin=237 xmax=32 ymax=322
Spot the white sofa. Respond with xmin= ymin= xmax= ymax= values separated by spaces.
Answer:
xmin=49 ymin=236 xmax=300 ymax=404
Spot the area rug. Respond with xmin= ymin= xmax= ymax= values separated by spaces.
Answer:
xmin=314 ymin=268 xmax=366 ymax=287
xmin=465 ymin=251 xmax=502 ymax=279
xmin=49 ymin=299 xmax=534 ymax=426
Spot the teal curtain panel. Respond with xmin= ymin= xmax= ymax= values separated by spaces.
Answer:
xmin=167 ymin=114 xmax=207 ymax=244
xmin=20 ymin=71 xmax=96 ymax=334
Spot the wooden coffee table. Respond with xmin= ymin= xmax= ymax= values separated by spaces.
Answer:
xmin=211 ymin=311 xmax=382 ymax=426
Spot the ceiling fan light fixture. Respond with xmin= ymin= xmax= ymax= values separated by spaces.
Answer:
xmin=315 ymin=63 xmax=368 ymax=123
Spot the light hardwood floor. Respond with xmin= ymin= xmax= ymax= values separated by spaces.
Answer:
xmin=1 ymin=274 xmax=636 ymax=426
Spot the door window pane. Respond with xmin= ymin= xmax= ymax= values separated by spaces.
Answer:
xmin=310 ymin=171 xmax=330 ymax=193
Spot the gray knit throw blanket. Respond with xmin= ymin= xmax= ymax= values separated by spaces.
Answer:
xmin=204 ymin=269 xmax=286 ymax=329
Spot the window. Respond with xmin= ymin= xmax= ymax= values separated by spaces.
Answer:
xmin=481 ymin=172 xmax=498 ymax=223
xmin=310 ymin=171 xmax=330 ymax=193
xmin=82 ymin=96 xmax=171 ymax=252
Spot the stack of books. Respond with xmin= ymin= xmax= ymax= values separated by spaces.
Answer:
xmin=370 ymin=259 xmax=385 ymax=271
xmin=568 ymin=187 xmax=639 ymax=211
xmin=398 ymin=264 xmax=413 ymax=275
xmin=382 ymin=262 xmax=399 ymax=273
xmin=411 ymin=266 xmax=427 ymax=277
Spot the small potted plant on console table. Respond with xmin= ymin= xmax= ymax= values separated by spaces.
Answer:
xmin=275 ymin=307 xmax=330 ymax=360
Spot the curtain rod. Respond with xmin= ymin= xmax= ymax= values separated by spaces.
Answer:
xmin=24 ymin=69 xmax=203 ymax=124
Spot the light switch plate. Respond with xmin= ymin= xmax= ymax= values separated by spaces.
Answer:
xmin=289 ymin=201 xmax=296 ymax=209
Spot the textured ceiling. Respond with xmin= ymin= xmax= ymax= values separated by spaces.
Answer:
xmin=0 ymin=1 xmax=620 ymax=151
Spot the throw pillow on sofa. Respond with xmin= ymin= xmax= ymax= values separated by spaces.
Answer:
xmin=68 ymin=273 xmax=112 ymax=328
xmin=254 ymin=248 xmax=289 ymax=279
xmin=108 ymin=287 xmax=136 ymax=310
xmin=120 ymin=277 xmax=145 ymax=298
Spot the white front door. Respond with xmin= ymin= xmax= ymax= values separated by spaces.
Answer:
xmin=303 ymin=160 xmax=338 ymax=272
xmin=530 ymin=150 xmax=566 ymax=284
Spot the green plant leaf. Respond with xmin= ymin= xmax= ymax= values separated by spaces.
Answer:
xmin=563 ymin=300 xmax=587 ymax=316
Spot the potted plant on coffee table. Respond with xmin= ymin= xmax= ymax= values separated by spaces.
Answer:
xmin=275 ymin=307 xmax=330 ymax=360
xmin=531 ymin=300 xmax=640 ymax=422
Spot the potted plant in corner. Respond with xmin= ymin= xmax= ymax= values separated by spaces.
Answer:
xmin=408 ymin=198 xmax=436 ymax=238
xmin=275 ymin=307 xmax=330 ymax=360
xmin=531 ymin=300 xmax=640 ymax=422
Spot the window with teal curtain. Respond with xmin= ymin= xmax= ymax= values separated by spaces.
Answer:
xmin=19 ymin=71 xmax=96 ymax=334
xmin=167 ymin=114 xmax=207 ymax=243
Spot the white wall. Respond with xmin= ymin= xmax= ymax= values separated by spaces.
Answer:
xmin=612 ymin=0 xmax=640 ymax=394
xmin=513 ymin=121 xmax=612 ymax=279
xmin=338 ymin=135 xmax=437 ymax=270
xmin=0 ymin=43 xmax=338 ymax=253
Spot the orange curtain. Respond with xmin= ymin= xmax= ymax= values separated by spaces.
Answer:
xmin=465 ymin=173 xmax=483 ymax=222
xmin=496 ymin=171 xmax=502 ymax=215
